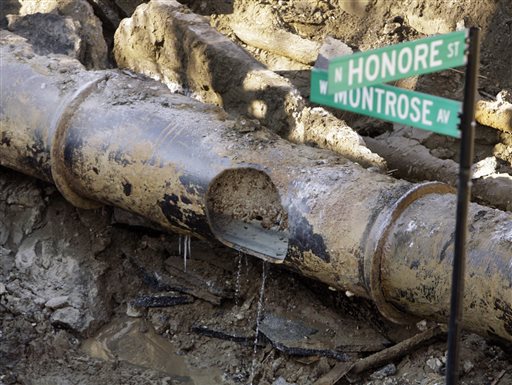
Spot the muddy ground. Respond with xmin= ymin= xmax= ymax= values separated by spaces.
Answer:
xmin=1 ymin=0 xmax=512 ymax=384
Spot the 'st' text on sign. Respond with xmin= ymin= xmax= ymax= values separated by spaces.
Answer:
xmin=311 ymin=69 xmax=462 ymax=137
xmin=327 ymin=30 xmax=468 ymax=93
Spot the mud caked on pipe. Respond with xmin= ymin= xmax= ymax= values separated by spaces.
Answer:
xmin=1 ymin=31 xmax=511 ymax=343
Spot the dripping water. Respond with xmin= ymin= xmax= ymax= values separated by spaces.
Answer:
xmin=249 ymin=261 xmax=267 ymax=385
xmin=181 ymin=235 xmax=191 ymax=272
xmin=243 ymin=253 xmax=249 ymax=284
xmin=235 ymin=251 xmax=243 ymax=306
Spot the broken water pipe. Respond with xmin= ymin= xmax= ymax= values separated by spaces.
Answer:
xmin=0 ymin=31 xmax=511 ymax=344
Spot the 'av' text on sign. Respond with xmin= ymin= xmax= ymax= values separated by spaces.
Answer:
xmin=311 ymin=69 xmax=462 ymax=137
xmin=327 ymin=30 xmax=468 ymax=93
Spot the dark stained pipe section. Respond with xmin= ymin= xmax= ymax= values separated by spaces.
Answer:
xmin=1 ymin=31 xmax=511 ymax=343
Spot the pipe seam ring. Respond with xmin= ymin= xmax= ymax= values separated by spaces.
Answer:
xmin=366 ymin=181 xmax=455 ymax=325
xmin=50 ymin=75 xmax=110 ymax=209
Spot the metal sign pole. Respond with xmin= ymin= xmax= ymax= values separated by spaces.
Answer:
xmin=445 ymin=26 xmax=480 ymax=385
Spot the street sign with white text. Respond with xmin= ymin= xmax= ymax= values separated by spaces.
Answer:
xmin=327 ymin=30 xmax=468 ymax=93
xmin=311 ymin=68 xmax=462 ymax=137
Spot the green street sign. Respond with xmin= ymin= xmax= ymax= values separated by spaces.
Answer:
xmin=327 ymin=30 xmax=468 ymax=93
xmin=311 ymin=69 xmax=462 ymax=137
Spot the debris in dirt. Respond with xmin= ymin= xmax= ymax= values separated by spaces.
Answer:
xmin=130 ymin=294 xmax=194 ymax=308
xmin=315 ymin=36 xmax=353 ymax=70
xmin=50 ymin=307 xmax=83 ymax=332
xmin=126 ymin=302 xmax=144 ymax=318
xmin=129 ymin=254 xmax=225 ymax=305
xmin=231 ymin=117 xmax=262 ymax=133
xmin=370 ymin=363 xmax=397 ymax=380
xmin=45 ymin=296 xmax=70 ymax=310
xmin=165 ymin=256 xmax=233 ymax=303
xmin=258 ymin=313 xmax=350 ymax=361
xmin=472 ymin=156 xmax=498 ymax=178
xmin=148 ymin=311 xmax=169 ymax=334
xmin=497 ymin=90 xmax=512 ymax=104
xmin=425 ymin=356 xmax=444 ymax=373
xmin=272 ymin=376 xmax=297 ymax=385
xmin=462 ymin=359 xmax=474 ymax=374
xmin=128 ymin=255 xmax=176 ymax=292
xmin=476 ymin=97 xmax=512 ymax=133
xmin=259 ymin=310 xmax=390 ymax=356
xmin=231 ymin=20 xmax=321 ymax=64
xmin=490 ymin=369 xmax=507 ymax=385
xmin=0 ymin=282 xmax=6 ymax=295
xmin=314 ymin=326 xmax=444 ymax=385
xmin=191 ymin=324 xmax=266 ymax=347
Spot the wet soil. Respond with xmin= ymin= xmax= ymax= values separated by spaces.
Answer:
xmin=1 ymin=164 xmax=511 ymax=384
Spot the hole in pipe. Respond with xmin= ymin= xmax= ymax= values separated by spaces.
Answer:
xmin=206 ymin=168 xmax=289 ymax=263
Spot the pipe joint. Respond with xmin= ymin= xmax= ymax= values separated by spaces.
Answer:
xmin=364 ymin=182 xmax=455 ymax=325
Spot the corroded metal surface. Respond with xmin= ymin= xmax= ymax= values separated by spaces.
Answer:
xmin=1 ymin=31 xmax=511 ymax=343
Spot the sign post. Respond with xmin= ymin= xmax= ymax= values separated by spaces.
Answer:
xmin=445 ymin=26 xmax=480 ymax=385
xmin=311 ymin=27 xmax=481 ymax=384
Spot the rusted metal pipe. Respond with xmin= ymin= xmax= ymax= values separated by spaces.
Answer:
xmin=1 ymin=31 xmax=511 ymax=343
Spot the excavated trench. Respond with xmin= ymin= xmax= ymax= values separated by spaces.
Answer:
xmin=1 ymin=1 xmax=512 ymax=385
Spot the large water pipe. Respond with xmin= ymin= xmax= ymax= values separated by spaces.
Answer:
xmin=1 ymin=31 xmax=511 ymax=343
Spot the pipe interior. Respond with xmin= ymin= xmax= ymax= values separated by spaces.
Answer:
xmin=206 ymin=168 xmax=289 ymax=262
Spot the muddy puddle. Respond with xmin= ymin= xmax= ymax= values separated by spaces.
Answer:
xmin=82 ymin=317 xmax=223 ymax=385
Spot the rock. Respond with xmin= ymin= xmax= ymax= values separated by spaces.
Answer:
xmin=315 ymin=357 xmax=332 ymax=377
xmin=476 ymin=99 xmax=512 ymax=133
xmin=45 ymin=296 xmax=70 ymax=310
xmin=18 ymin=0 xmax=108 ymax=69
xmin=126 ymin=302 xmax=143 ymax=318
xmin=463 ymin=359 xmax=474 ymax=374
xmin=416 ymin=319 xmax=428 ymax=332
xmin=315 ymin=36 xmax=353 ymax=70
xmin=7 ymin=13 xmax=83 ymax=60
xmin=149 ymin=311 xmax=169 ymax=334
xmin=370 ymin=363 xmax=397 ymax=380
xmin=231 ymin=20 xmax=321 ymax=64
xmin=426 ymin=357 xmax=444 ymax=373
xmin=14 ymin=239 xmax=38 ymax=271
xmin=472 ymin=157 xmax=498 ymax=179
xmin=272 ymin=377 xmax=296 ymax=385
xmin=50 ymin=307 xmax=83 ymax=332
xmin=497 ymin=90 xmax=512 ymax=104
xmin=0 ymin=282 xmax=6 ymax=295
xmin=383 ymin=22 xmax=401 ymax=35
